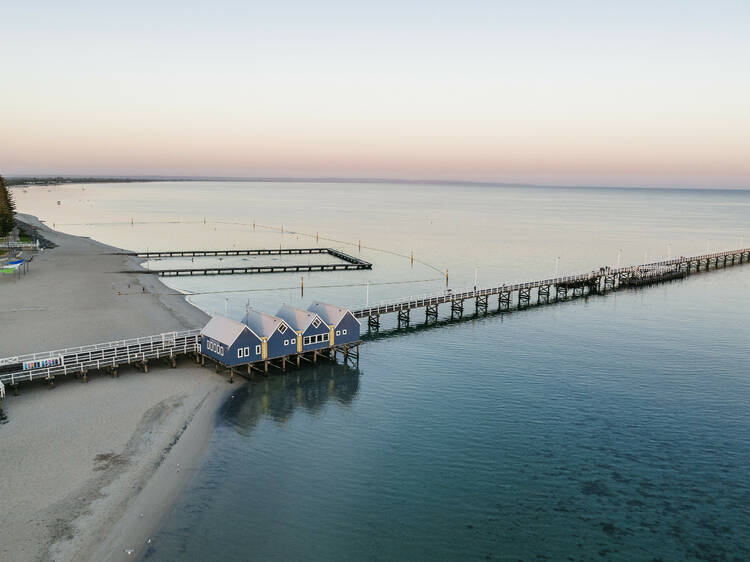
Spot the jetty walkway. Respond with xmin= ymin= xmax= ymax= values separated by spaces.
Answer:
xmin=351 ymin=248 xmax=750 ymax=329
xmin=1 ymin=247 xmax=748 ymax=391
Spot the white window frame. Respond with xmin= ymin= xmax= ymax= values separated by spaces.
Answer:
xmin=237 ymin=349 xmax=243 ymax=359
xmin=291 ymin=338 xmax=296 ymax=344
xmin=278 ymin=324 xmax=287 ymax=334
xmin=342 ymin=329 xmax=347 ymax=335
xmin=244 ymin=346 xmax=250 ymax=357
xmin=322 ymin=333 xmax=329 ymax=342
xmin=255 ymin=345 xmax=261 ymax=355
xmin=312 ymin=318 xmax=321 ymax=328
xmin=284 ymin=339 xmax=289 ymax=346
xmin=336 ymin=330 xmax=340 ymax=336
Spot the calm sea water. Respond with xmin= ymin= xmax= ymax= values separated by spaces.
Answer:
xmin=16 ymin=182 xmax=750 ymax=559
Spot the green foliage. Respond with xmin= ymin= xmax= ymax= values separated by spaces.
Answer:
xmin=0 ymin=175 xmax=16 ymax=236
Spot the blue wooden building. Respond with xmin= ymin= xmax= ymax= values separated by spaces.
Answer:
xmin=200 ymin=315 xmax=263 ymax=366
xmin=307 ymin=302 xmax=361 ymax=345
xmin=241 ymin=309 xmax=297 ymax=360
xmin=276 ymin=305 xmax=331 ymax=352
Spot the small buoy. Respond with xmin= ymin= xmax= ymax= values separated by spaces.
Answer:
xmin=125 ymin=549 xmax=135 ymax=555
xmin=139 ymin=513 xmax=144 ymax=518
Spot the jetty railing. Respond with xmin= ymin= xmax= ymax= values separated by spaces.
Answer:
xmin=352 ymin=247 xmax=750 ymax=320
xmin=0 ymin=329 xmax=200 ymax=385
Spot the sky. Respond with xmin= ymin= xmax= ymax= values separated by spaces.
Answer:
xmin=1 ymin=0 xmax=749 ymax=188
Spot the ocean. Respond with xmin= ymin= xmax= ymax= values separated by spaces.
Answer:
xmin=15 ymin=182 xmax=750 ymax=560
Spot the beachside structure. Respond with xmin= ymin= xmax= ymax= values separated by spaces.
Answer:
xmin=200 ymin=315 xmax=262 ymax=366
xmin=307 ymin=302 xmax=361 ymax=345
xmin=276 ymin=305 xmax=331 ymax=352
xmin=241 ymin=308 xmax=298 ymax=360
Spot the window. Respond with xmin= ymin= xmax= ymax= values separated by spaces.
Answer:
xmin=312 ymin=318 xmax=321 ymax=328
xmin=278 ymin=324 xmax=287 ymax=334
xmin=206 ymin=340 xmax=225 ymax=356
xmin=291 ymin=338 xmax=296 ymax=344
xmin=244 ymin=347 xmax=250 ymax=357
xmin=255 ymin=345 xmax=261 ymax=355
xmin=322 ymin=333 xmax=329 ymax=342
xmin=336 ymin=330 xmax=340 ymax=336
xmin=284 ymin=339 xmax=289 ymax=346
xmin=342 ymin=329 xmax=347 ymax=335
xmin=237 ymin=349 xmax=243 ymax=359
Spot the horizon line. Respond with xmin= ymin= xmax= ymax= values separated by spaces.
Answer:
xmin=5 ymin=173 xmax=749 ymax=192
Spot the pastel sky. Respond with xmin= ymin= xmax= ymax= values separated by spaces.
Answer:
xmin=2 ymin=0 xmax=749 ymax=188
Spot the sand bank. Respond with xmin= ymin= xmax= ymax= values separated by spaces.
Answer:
xmin=0 ymin=215 xmax=232 ymax=561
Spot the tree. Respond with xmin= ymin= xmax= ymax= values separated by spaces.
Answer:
xmin=0 ymin=175 xmax=16 ymax=236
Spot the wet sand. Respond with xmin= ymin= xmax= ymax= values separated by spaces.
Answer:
xmin=0 ymin=214 xmax=232 ymax=561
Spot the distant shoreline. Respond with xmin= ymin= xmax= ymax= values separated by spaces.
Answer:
xmin=8 ymin=175 xmax=749 ymax=192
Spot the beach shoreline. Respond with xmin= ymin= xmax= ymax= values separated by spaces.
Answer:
xmin=0 ymin=214 xmax=232 ymax=562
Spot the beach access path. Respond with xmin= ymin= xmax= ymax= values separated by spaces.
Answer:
xmin=0 ymin=214 xmax=232 ymax=562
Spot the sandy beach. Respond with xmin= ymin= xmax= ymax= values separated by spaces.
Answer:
xmin=0 ymin=214 xmax=232 ymax=561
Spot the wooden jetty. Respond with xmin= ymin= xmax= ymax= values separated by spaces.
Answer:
xmin=121 ymin=247 xmax=372 ymax=276
xmin=1 ymin=247 xmax=748 ymax=393
xmin=352 ymin=248 xmax=750 ymax=329
xmin=0 ymin=328 xmax=359 ymax=390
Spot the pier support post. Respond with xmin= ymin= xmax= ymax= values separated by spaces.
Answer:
xmin=499 ymin=291 xmax=510 ymax=312
xmin=556 ymin=285 xmax=568 ymax=301
xmin=475 ymin=295 xmax=488 ymax=315
xmin=229 ymin=369 xmax=234 ymax=384
xmin=368 ymin=315 xmax=380 ymax=332
xmin=81 ymin=369 xmax=88 ymax=383
xmin=264 ymin=361 xmax=269 ymax=374
xmin=451 ymin=299 xmax=464 ymax=319
xmin=398 ymin=309 xmax=410 ymax=328
xmin=518 ymin=288 xmax=530 ymax=309
xmin=538 ymin=285 xmax=550 ymax=303
xmin=48 ymin=376 xmax=55 ymax=389
xmin=425 ymin=304 xmax=438 ymax=323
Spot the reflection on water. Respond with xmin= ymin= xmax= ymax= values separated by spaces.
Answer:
xmin=223 ymin=364 xmax=360 ymax=437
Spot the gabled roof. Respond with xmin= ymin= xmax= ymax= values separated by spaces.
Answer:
xmin=201 ymin=315 xmax=249 ymax=345
xmin=307 ymin=302 xmax=353 ymax=326
xmin=241 ymin=308 xmax=292 ymax=338
xmin=276 ymin=305 xmax=325 ymax=332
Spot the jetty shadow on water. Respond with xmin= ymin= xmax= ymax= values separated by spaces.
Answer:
xmin=222 ymin=363 xmax=360 ymax=437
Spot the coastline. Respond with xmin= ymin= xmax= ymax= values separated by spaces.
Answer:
xmin=0 ymin=214 xmax=233 ymax=561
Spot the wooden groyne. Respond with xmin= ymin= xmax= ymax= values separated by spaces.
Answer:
xmin=121 ymin=247 xmax=372 ymax=276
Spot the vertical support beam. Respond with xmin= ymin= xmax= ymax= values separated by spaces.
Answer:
xmin=518 ymin=288 xmax=530 ymax=309
xmin=425 ymin=304 xmax=438 ymax=323
xmin=475 ymin=295 xmax=488 ymax=315
xmin=538 ymin=285 xmax=550 ymax=303
xmin=368 ymin=315 xmax=380 ymax=332
xmin=498 ymin=291 xmax=510 ymax=311
xmin=451 ymin=299 xmax=464 ymax=319
xmin=398 ymin=308 xmax=411 ymax=328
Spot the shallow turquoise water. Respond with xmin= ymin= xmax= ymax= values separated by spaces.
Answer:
xmin=16 ymin=183 xmax=750 ymax=559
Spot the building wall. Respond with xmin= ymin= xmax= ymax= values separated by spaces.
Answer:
xmin=301 ymin=321 xmax=331 ymax=351
xmin=332 ymin=312 xmax=360 ymax=345
xmin=201 ymin=329 xmax=262 ymax=366
xmin=265 ymin=327 xmax=298 ymax=359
